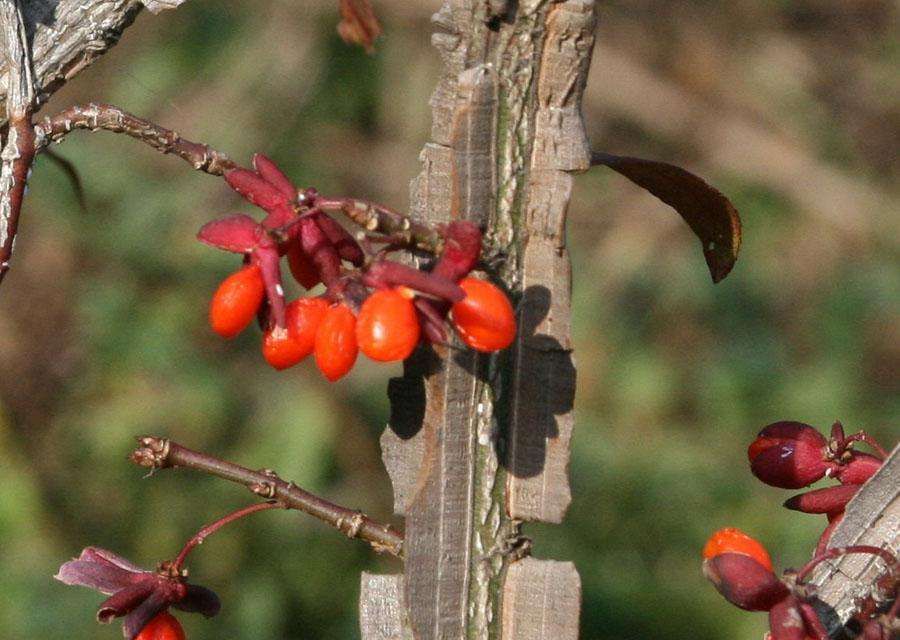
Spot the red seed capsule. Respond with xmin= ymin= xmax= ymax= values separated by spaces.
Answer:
xmin=783 ymin=484 xmax=860 ymax=515
xmin=356 ymin=289 xmax=421 ymax=362
xmin=748 ymin=422 xmax=829 ymax=489
xmin=703 ymin=553 xmax=788 ymax=612
xmin=135 ymin=612 xmax=186 ymax=640
xmin=287 ymin=244 xmax=321 ymax=289
xmin=262 ymin=297 xmax=330 ymax=370
xmin=314 ymin=303 xmax=359 ymax=381
xmin=835 ymin=452 xmax=882 ymax=485
xmin=767 ymin=596 xmax=808 ymax=640
xmin=209 ymin=264 xmax=265 ymax=338
xmin=450 ymin=277 xmax=516 ymax=352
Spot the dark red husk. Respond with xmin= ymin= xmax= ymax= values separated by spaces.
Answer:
xmin=703 ymin=553 xmax=789 ymax=611
xmin=749 ymin=422 xmax=829 ymax=489
xmin=433 ymin=221 xmax=482 ymax=282
xmin=784 ymin=484 xmax=860 ymax=515
xmin=225 ymin=168 xmax=288 ymax=211
xmin=196 ymin=214 xmax=264 ymax=253
xmin=768 ymin=596 xmax=807 ymax=640
xmin=364 ymin=261 xmax=465 ymax=302
xmin=252 ymin=154 xmax=297 ymax=201
xmin=55 ymin=548 xmax=220 ymax=640
xmin=836 ymin=452 xmax=882 ymax=485
xmin=317 ymin=214 xmax=365 ymax=266
xmin=287 ymin=242 xmax=321 ymax=289
xmin=300 ymin=217 xmax=342 ymax=286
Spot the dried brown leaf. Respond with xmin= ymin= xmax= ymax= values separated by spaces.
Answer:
xmin=592 ymin=152 xmax=742 ymax=283
xmin=337 ymin=0 xmax=382 ymax=54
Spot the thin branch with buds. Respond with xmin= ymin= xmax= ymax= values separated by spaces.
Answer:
xmin=315 ymin=196 xmax=443 ymax=255
xmin=130 ymin=436 xmax=404 ymax=558
xmin=34 ymin=103 xmax=238 ymax=176
xmin=32 ymin=102 xmax=447 ymax=255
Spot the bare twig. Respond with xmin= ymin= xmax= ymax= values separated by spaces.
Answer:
xmin=316 ymin=195 xmax=443 ymax=255
xmin=0 ymin=0 xmax=36 ymax=286
xmin=130 ymin=436 xmax=404 ymax=558
xmin=34 ymin=103 xmax=237 ymax=176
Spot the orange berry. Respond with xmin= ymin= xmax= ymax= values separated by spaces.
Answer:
xmin=356 ymin=289 xmax=421 ymax=362
xmin=135 ymin=612 xmax=186 ymax=640
xmin=209 ymin=264 xmax=265 ymax=338
xmin=314 ymin=303 xmax=358 ymax=381
xmin=262 ymin=297 xmax=330 ymax=370
xmin=450 ymin=277 xmax=516 ymax=352
xmin=702 ymin=527 xmax=773 ymax=572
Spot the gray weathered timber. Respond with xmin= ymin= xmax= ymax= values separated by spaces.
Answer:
xmin=507 ymin=0 xmax=594 ymax=524
xmin=0 ymin=0 xmax=186 ymax=125
xmin=375 ymin=1 xmax=597 ymax=639
xmin=502 ymin=558 xmax=581 ymax=640
xmin=809 ymin=445 xmax=899 ymax=637
xmin=360 ymin=574 xmax=415 ymax=640
xmin=399 ymin=63 xmax=499 ymax=640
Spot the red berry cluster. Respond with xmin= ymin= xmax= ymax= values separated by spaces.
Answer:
xmin=703 ymin=421 xmax=897 ymax=639
xmin=202 ymin=154 xmax=516 ymax=380
xmin=748 ymin=421 xmax=885 ymax=554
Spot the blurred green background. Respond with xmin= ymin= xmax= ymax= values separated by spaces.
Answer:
xmin=0 ymin=1 xmax=897 ymax=638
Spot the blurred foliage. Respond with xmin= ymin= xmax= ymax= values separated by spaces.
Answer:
xmin=0 ymin=1 xmax=897 ymax=639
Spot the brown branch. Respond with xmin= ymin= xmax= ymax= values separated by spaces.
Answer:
xmin=316 ymin=196 xmax=444 ymax=255
xmin=0 ymin=1 xmax=182 ymax=129
xmin=129 ymin=436 xmax=404 ymax=558
xmin=32 ymin=103 xmax=449 ymax=254
xmin=34 ymin=103 xmax=237 ymax=176
xmin=0 ymin=0 xmax=36 ymax=286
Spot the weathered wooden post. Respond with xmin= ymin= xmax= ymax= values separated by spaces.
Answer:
xmin=361 ymin=2 xmax=596 ymax=638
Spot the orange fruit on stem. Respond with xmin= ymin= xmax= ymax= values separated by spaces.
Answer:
xmin=209 ymin=264 xmax=265 ymax=338
xmin=314 ymin=303 xmax=359 ymax=381
xmin=702 ymin=527 xmax=773 ymax=572
xmin=450 ymin=277 xmax=516 ymax=352
xmin=356 ymin=289 xmax=421 ymax=362
xmin=262 ymin=297 xmax=330 ymax=370
xmin=135 ymin=612 xmax=186 ymax=640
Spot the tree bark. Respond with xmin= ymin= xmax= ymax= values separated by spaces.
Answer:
xmin=0 ymin=0 xmax=187 ymax=126
xmin=364 ymin=2 xmax=596 ymax=638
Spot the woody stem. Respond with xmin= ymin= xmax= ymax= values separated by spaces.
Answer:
xmin=316 ymin=195 xmax=443 ymax=254
xmin=130 ymin=436 xmax=404 ymax=558
xmin=33 ymin=103 xmax=238 ymax=176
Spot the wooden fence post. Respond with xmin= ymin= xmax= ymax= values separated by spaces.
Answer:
xmin=361 ymin=2 xmax=597 ymax=638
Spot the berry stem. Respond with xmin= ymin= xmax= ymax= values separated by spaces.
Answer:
xmin=796 ymin=545 xmax=896 ymax=584
xmin=843 ymin=431 xmax=889 ymax=460
xmin=172 ymin=501 xmax=281 ymax=572
xmin=130 ymin=436 xmax=404 ymax=558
